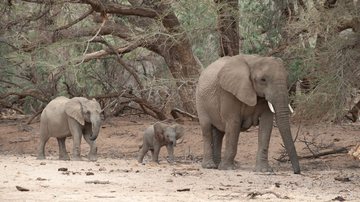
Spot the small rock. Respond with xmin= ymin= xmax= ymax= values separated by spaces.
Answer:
xmin=99 ymin=167 xmax=106 ymax=171
xmin=166 ymin=179 xmax=173 ymax=182
xmin=275 ymin=182 xmax=281 ymax=188
xmin=86 ymin=172 xmax=94 ymax=176
xmin=16 ymin=186 xmax=29 ymax=192
xmin=40 ymin=162 xmax=46 ymax=165
xmin=36 ymin=177 xmax=47 ymax=181
xmin=332 ymin=196 xmax=346 ymax=201
xmin=177 ymin=188 xmax=190 ymax=192
xmin=58 ymin=167 xmax=68 ymax=172
xmin=335 ymin=177 xmax=351 ymax=182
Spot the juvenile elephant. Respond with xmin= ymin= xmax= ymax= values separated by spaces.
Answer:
xmin=37 ymin=96 xmax=102 ymax=161
xmin=138 ymin=122 xmax=184 ymax=163
xmin=196 ymin=54 xmax=300 ymax=174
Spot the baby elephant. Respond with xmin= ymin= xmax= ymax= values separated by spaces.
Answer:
xmin=37 ymin=96 xmax=102 ymax=161
xmin=138 ymin=122 xmax=184 ymax=163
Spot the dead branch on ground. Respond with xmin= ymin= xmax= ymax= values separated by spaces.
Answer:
xmin=275 ymin=147 xmax=349 ymax=162
xmin=170 ymin=108 xmax=198 ymax=121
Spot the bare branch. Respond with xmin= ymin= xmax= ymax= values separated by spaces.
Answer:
xmin=54 ymin=8 xmax=94 ymax=31
xmin=81 ymin=0 xmax=158 ymax=18
xmin=0 ymin=89 xmax=48 ymax=103
xmin=98 ymin=37 xmax=144 ymax=90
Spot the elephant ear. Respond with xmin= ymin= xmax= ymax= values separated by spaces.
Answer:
xmin=65 ymin=99 xmax=85 ymax=126
xmin=174 ymin=124 xmax=184 ymax=139
xmin=153 ymin=122 xmax=165 ymax=142
xmin=218 ymin=56 xmax=257 ymax=106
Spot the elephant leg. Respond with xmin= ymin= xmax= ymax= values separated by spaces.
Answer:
xmin=166 ymin=145 xmax=175 ymax=163
xmin=138 ymin=145 xmax=148 ymax=163
xmin=255 ymin=110 xmax=274 ymax=172
xmin=218 ymin=121 xmax=241 ymax=170
xmin=201 ymin=122 xmax=217 ymax=169
xmin=212 ymin=126 xmax=224 ymax=167
xmin=37 ymin=136 xmax=49 ymax=160
xmin=84 ymin=134 xmax=97 ymax=161
xmin=152 ymin=145 xmax=161 ymax=163
xmin=67 ymin=118 xmax=82 ymax=161
xmin=57 ymin=137 xmax=70 ymax=160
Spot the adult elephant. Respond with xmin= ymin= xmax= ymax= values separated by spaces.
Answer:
xmin=37 ymin=96 xmax=102 ymax=161
xmin=196 ymin=54 xmax=300 ymax=174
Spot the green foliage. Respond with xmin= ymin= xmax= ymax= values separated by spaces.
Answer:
xmin=239 ymin=0 xmax=281 ymax=54
xmin=175 ymin=0 xmax=219 ymax=66
xmin=1 ymin=0 xmax=358 ymax=122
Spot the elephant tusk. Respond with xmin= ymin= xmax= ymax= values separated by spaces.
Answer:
xmin=288 ymin=104 xmax=294 ymax=113
xmin=267 ymin=101 xmax=275 ymax=113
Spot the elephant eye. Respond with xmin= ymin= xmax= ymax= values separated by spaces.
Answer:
xmin=260 ymin=77 xmax=266 ymax=82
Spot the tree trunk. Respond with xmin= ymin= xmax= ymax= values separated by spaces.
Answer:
xmin=147 ymin=1 xmax=200 ymax=114
xmin=214 ymin=0 xmax=240 ymax=56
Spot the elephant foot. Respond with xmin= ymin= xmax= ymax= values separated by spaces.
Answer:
xmin=201 ymin=159 xmax=217 ymax=169
xmin=151 ymin=160 xmax=160 ymax=164
xmin=59 ymin=156 xmax=70 ymax=161
xmin=59 ymin=154 xmax=70 ymax=161
xmin=218 ymin=161 xmax=237 ymax=170
xmin=37 ymin=155 xmax=45 ymax=160
xmin=254 ymin=164 xmax=274 ymax=173
xmin=88 ymin=155 xmax=97 ymax=162
xmin=72 ymin=156 xmax=82 ymax=161
xmin=166 ymin=156 xmax=175 ymax=164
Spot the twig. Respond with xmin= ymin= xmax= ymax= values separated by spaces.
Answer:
xmin=85 ymin=180 xmax=110 ymax=184
xmin=94 ymin=195 xmax=115 ymax=198
xmin=76 ymin=17 xmax=106 ymax=66
xmin=247 ymin=191 xmax=290 ymax=199
xmin=9 ymin=138 xmax=31 ymax=144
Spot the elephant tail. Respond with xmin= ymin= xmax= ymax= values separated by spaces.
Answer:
xmin=40 ymin=110 xmax=50 ymax=138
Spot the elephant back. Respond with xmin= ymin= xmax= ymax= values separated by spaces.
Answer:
xmin=197 ymin=57 xmax=230 ymax=96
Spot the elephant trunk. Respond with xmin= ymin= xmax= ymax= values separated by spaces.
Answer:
xmin=273 ymin=101 xmax=301 ymax=174
xmin=89 ymin=114 xmax=100 ymax=141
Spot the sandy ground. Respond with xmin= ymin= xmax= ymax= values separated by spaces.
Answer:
xmin=1 ymin=116 xmax=360 ymax=201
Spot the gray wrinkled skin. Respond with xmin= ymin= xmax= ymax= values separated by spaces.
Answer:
xmin=138 ymin=122 xmax=184 ymax=163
